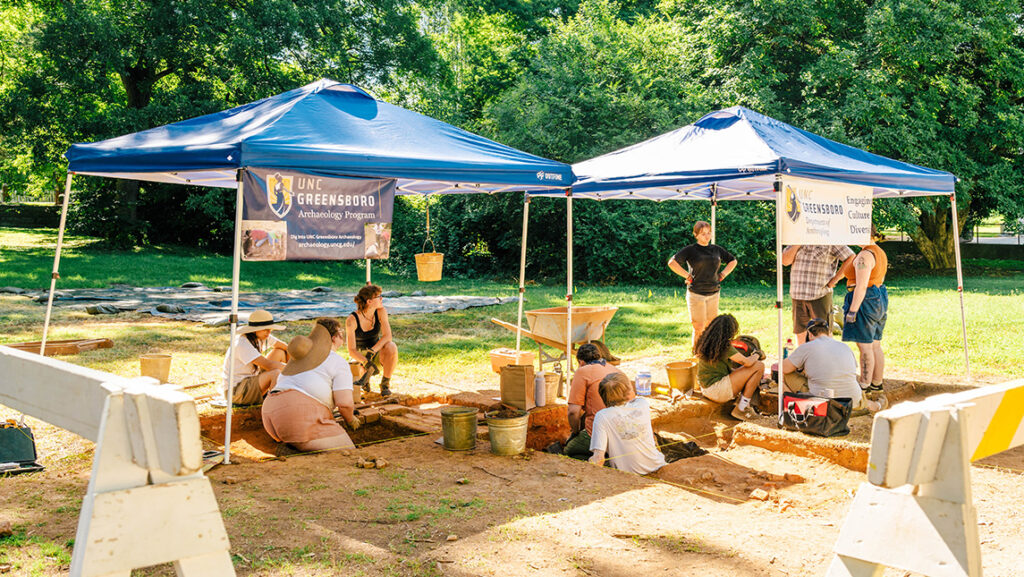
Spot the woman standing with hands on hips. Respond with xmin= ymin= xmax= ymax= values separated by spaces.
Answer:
xmin=667 ymin=220 xmax=738 ymax=348
xmin=346 ymin=284 xmax=398 ymax=397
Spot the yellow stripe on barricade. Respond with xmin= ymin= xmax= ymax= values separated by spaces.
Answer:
xmin=971 ymin=386 xmax=1024 ymax=462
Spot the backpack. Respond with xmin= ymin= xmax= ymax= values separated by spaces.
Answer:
xmin=730 ymin=334 xmax=766 ymax=360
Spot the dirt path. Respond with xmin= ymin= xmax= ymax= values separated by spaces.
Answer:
xmin=4 ymin=405 xmax=1024 ymax=577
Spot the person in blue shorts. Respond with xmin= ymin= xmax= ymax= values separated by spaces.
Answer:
xmin=840 ymin=230 xmax=888 ymax=395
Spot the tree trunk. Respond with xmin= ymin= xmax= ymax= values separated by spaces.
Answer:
xmin=906 ymin=198 xmax=964 ymax=269
xmin=116 ymin=179 xmax=140 ymax=223
xmin=117 ymin=68 xmax=155 ymax=225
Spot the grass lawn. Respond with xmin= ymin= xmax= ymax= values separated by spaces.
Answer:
xmin=1 ymin=227 xmax=1022 ymax=385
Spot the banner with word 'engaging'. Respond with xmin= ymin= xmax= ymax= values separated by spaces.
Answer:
xmin=241 ymin=168 xmax=396 ymax=261
xmin=780 ymin=176 xmax=872 ymax=246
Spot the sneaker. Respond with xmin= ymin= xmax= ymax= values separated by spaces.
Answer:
xmin=730 ymin=405 xmax=757 ymax=421
xmin=862 ymin=383 xmax=883 ymax=394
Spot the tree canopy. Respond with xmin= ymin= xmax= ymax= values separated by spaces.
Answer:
xmin=2 ymin=0 xmax=1021 ymax=277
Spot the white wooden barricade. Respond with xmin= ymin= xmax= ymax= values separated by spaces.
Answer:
xmin=829 ymin=379 xmax=1024 ymax=577
xmin=0 ymin=345 xmax=235 ymax=577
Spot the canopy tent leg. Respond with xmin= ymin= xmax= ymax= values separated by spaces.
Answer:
xmin=40 ymin=173 xmax=74 ymax=356
xmin=710 ymin=184 xmax=718 ymax=245
xmin=515 ymin=194 xmax=531 ymax=352
xmin=950 ymin=193 xmax=970 ymax=379
xmin=775 ymin=176 xmax=785 ymax=417
xmin=224 ymin=170 xmax=246 ymax=465
xmin=566 ymin=189 xmax=574 ymax=386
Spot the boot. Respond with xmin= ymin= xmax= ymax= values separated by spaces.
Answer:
xmin=354 ymin=365 xmax=376 ymax=393
xmin=379 ymin=376 xmax=392 ymax=397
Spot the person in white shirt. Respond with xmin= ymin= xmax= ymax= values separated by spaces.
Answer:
xmin=222 ymin=309 xmax=289 ymax=405
xmin=589 ymin=372 xmax=667 ymax=474
xmin=262 ymin=317 xmax=359 ymax=452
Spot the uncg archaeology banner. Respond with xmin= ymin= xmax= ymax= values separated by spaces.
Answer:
xmin=780 ymin=176 xmax=872 ymax=246
xmin=241 ymin=168 xmax=396 ymax=261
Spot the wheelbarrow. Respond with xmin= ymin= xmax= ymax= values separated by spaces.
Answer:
xmin=490 ymin=306 xmax=618 ymax=374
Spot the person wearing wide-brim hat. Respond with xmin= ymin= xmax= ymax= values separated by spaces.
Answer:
xmin=262 ymin=318 xmax=358 ymax=452
xmin=222 ymin=309 xmax=289 ymax=405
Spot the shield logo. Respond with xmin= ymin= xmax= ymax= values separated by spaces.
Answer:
xmin=785 ymin=184 xmax=801 ymax=222
xmin=267 ymin=173 xmax=293 ymax=219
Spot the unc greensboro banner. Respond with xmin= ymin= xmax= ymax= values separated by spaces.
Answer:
xmin=780 ymin=176 xmax=872 ymax=246
xmin=241 ymin=168 xmax=396 ymax=261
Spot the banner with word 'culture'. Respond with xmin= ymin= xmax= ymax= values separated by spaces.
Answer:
xmin=780 ymin=176 xmax=872 ymax=246
xmin=241 ymin=168 xmax=396 ymax=261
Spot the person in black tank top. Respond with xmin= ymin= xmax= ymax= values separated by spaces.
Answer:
xmin=346 ymin=284 xmax=398 ymax=396
xmin=667 ymin=220 xmax=738 ymax=349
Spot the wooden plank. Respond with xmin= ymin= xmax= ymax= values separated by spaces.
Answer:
xmin=0 ymin=345 xmax=124 ymax=441
xmin=77 ymin=478 xmax=230 ymax=577
xmin=6 ymin=338 xmax=114 ymax=356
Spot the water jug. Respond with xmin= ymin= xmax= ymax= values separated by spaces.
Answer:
xmin=534 ymin=372 xmax=546 ymax=407
xmin=635 ymin=370 xmax=652 ymax=396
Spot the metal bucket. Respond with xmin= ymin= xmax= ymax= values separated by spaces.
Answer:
xmin=486 ymin=410 xmax=529 ymax=456
xmin=441 ymin=406 xmax=478 ymax=451
xmin=139 ymin=353 xmax=172 ymax=383
xmin=665 ymin=359 xmax=697 ymax=393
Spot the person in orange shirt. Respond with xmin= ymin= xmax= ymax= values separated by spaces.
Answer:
xmin=841 ymin=227 xmax=889 ymax=395
xmin=562 ymin=343 xmax=623 ymax=460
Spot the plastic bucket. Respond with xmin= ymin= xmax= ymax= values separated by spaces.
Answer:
xmin=665 ymin=359 xmax=697 ymax=393
xmin=489 ymin=348 xmax=535 ymax=373
xmin=486 ymin=410 xmax=529 ymax=456
xmin=414 ymin=252 xmax=444 ymax=282
xmin=543 ymin=372 xmax=560 ymax=405
xmin=139 ymin=353 xmax=172 ymax=383
xmin=441 ymin=406 xmax=478 ymax=451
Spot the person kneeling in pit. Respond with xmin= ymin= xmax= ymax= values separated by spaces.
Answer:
xmin=781 ymin=318 xmax=887 ymax=414
xmin=694 ymin=313 xmax=765 ymax=421
xmin=563 ymin=343 xmax=623 ymax=460
xmin=262 ymin=318 xmax=360 ymax=452
xmin=589 ymin=372 xmax=666 ymax=474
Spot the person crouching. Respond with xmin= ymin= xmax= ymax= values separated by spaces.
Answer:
xmin=694 ymin=313 xmax=765 ymax=421
xmin=589 ymin=372 xmax=666 ymax=474
xmin=262 ymin=318 xmax=359 ymax=452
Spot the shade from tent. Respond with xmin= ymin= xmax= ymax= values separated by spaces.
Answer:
xmin=65 ymin=80 xmax=573 ymax=194
xmin=547 ymin=106 xmax=955 ymax=200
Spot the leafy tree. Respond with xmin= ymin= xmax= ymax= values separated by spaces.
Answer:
xmin=800 ymin=0 xmax=1024 ymax=268
xmin=0 ymin=0 xmax=442 ymax=246
xmin=669 ymin=0 xmax=1024 ymax=269
xmin=436 ymin=0 xmax=778 ymax=283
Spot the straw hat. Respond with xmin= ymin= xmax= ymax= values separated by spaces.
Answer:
xmin=281 ymin=324 xmax=332 ymax=376
xmin=237 ymin=310 xmax=285 ymax=335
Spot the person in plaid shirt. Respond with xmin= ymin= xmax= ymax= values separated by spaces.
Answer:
xmin=781 ymin=245 xmax=855 ymax=345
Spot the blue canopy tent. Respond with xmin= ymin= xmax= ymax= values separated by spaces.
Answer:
xmin=528 ymin=106 xmax=966 ymax=402
xmin=48 ymin=79 xmax=574 ymax=462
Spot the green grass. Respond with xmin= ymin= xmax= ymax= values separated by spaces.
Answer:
xmin=1 ymin=227 xmax=1021 ymax=380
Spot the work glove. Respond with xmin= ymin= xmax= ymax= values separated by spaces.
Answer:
xmin=845 ymin=310 xmax=858 ymax=324
xmin=362 ymin=350 xmax=380 ymax=373
xmin=347 ymin=416 xmax=361 ymax=430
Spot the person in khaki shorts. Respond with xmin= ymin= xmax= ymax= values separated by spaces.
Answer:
xmin=222 ymin=310 xmax=289 ymax=405
xmin=694 ymin=314 xmax=764 ymax=421
xmin=781 ymin=244 xmax=855 ymax=345
xmin=667 ymin=220 xmax=738 ymax=349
